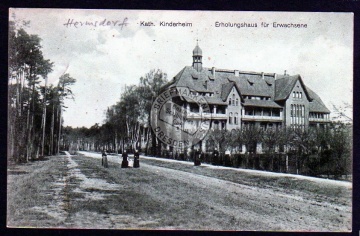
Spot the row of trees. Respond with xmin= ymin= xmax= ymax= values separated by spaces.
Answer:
xmin=8 ymin=22 xmax=76 ymax=163
xmin=206 ymin=122 xmax=352 ymax=177
xmin=207 ymin=123 xmax=351 ymax=157
xmin=61 ymin=69 xmax=168 ymax=155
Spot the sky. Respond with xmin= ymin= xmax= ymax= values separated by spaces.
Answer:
xmin=10 ymin=9 xmax=353 ymax=128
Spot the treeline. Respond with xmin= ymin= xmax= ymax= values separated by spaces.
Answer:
xmin=204 ymin=123 xmax=352 ymax=179
xmin=8 ymin=22 xmax=76 ymax=163
xmin=62 ymin=69 xmax=168 ymax=155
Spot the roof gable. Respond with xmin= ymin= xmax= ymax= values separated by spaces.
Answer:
xmin=274 ymin=75 xmax=312 ymax=101
xmin=220 ymin=82 xmax=243 ymax=102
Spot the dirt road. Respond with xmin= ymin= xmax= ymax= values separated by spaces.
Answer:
xmin=7 ymin=152 xmax=352 ymax=231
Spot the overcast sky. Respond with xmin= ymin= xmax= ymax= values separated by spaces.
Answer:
xmin=10 ymin=9 xmax=353 ymax=128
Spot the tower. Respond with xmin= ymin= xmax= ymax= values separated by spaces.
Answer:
xmin=192 ymin=42 xmax=202 ymax=72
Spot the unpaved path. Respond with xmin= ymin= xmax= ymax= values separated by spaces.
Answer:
xmin=7 ymin=152 xmax=351 ymax=231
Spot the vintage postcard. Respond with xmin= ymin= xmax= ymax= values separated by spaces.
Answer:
xmin=7 ymin=9 xmax=353 ymax=231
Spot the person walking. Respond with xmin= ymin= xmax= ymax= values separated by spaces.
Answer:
xmin=102 ymin=151 xmax=108 ymax=168
xmin=212 ymin=148 xmax=219 ymax=165
xmin=194 ymin=148 xmax=201 ymax=166
xmin=133 ymin=149 xmax=140 ymax=168
xmin=121 ymin=150 xmax=128 ymax=168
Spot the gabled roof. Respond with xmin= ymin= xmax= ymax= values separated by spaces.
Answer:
xmin=163 ymin=65 xmax=329 ymax=113
xmin=243 ymin=99 xmax=282 ymax=108
xmin=274 ymin=74 xmax=312 ymax=101
xmin=220 ymin=81 xmax=243 ymax=102
xmin=182 ymin=95 xmax=227 ymax=105
xmin=221 ymin=82 xmax=234 ymax=101
xmin=306 ymin=87 xmax=331 ymax=113
xmin=228 ymin=74 xmax=273 ymax=97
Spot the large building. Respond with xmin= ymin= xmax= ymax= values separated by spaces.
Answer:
xmin=163 ymin=44 xmax=330 ymax=131
xmin=159 ymin=44 xmax=331 ymax=153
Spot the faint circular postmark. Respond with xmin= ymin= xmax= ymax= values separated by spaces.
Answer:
xmin=150 ymin=86 xmax=211 ymax=149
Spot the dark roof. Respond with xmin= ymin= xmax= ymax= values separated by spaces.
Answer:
xmin=243 ymin=99 xmax=282 ymax=108
xmin=306 ymin=87 xmax=331 ymax=113
xmin=205 ymin=97 xmax=228 ymax=105
xmin=168 ymin=66 xmax=276 ymax=98
xmin=274 ymin=74 xmax=312 ymax=101
xmin=182 ymin=95 xmax=227 ymax=105
xmin=274 ymin=76 xmax=296 ymax=101
xmin=163 ymin=65 xmax=329 ymax=112
xmin=228 ymin=74 xmax=274 ymax=97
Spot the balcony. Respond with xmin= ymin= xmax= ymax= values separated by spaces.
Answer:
xmin=242 ymin=115 xmax=283 ymax=122
xmin=309 ymin=117 xmax=330 ymax=123
xmin=187 ymin=111 xmax=227 ymax=120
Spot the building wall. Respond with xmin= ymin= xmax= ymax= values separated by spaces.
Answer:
xmin=226 ymin=87 xmax=242 ymax=130
xmin=284 ymin=80 xmax=310 ymax=128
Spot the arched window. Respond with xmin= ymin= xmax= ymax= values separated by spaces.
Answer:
xmin=232 ymin=94 xmax=235 ymax=106
xmin=229 ymin=98 xmax=231 ymax=105
xmin=229 ymin=112 xmax=233 ymax=124
xmin=234 ymin=112 xmax=238 ymax=125
xmin=300 ymin=92 xmax=303 ymax=99
xmin=293 ymin=92 xmax=296 ymax=98
xmin=236 ymin=98 xmax=239 ymax=106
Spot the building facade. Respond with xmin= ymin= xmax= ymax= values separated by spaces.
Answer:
xmin=161 ymin=44 xmax=330 ymax=152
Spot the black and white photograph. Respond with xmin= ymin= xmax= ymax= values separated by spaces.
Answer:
xmin=7 ymin=8 xmax=353 ymax=231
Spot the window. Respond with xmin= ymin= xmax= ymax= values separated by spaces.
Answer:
xmin=236 ymin=98 xmax=239 ymax=106
xmin=301 ymin=105 xmax=305 ymax=117
xmin=272 ymin=109 xmax=280 ymax=117
xmin=229 ymin=99 xmax=231 ymax=105
xmin=293 ymin=92 xmax=296 ymax=98
xmin=300 ymin=92 xmax=303 ymax=99
xmin=234 ymin=112 xmax=238 ymax=125
xmin=245 ymin=108 xmax=254 ymax=116
xmin=232 ymin=94 xmax=235 ymax=106
xmin=229 ymin=112 xmax=233 ymax=124
xmin=263 ymin=108 xmax=270 ymax=116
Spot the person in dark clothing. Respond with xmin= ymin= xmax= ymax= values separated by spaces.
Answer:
xmin=194 ymin=149 xmax=201 ymax=166
xmin=133 ymin=149 xmax=140 ymax=168
xmin=121 ymin=150 xmax=128 ymax=168
xmin=102 ymin=151 xmax=108 ymax=168
xmin=212 ymin=148 xmax=219 ymax=165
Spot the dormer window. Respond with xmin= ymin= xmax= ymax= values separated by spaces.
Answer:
xmin=191 ymin=72 xmax=199 ymax=79
xmin=247 ymin=78 xmax=254 ymax=86
xmin=266 ymin=81 xmax=273 ymax=86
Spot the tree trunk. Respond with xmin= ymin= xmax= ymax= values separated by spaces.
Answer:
xmin=49 ymin=103 xmax=55 ymax=155
xmin=41 ymin=76 xmax=47 ymax=156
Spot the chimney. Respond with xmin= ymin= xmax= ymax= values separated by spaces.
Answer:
xmin=274 ymin=73 xmax=277 ymax=80
xmin=261 ymin=72 xmax=264 ymax=80
xmin=212 ymin=67 xmax=216 ymax=78
xmin=234 ymin=70 xmax=239 ymax=77
xmin=284 ymin=70 xmax=287 ymax=75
